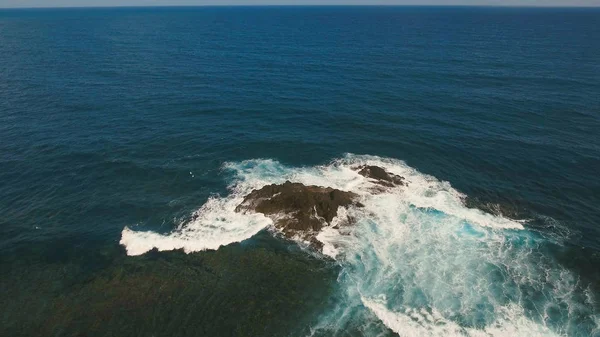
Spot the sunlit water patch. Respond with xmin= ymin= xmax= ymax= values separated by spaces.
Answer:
xmin=121 ymin=154 xmax=598 ymax=336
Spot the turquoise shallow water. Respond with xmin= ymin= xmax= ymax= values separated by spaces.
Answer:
xmin=1 ymin=6 xmax=599 ymax=337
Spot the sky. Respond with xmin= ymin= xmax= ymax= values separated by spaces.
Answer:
xmin=1 ymin=0 xmax=599 ymax=8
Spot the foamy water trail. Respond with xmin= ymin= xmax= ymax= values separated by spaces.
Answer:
xmin=120 ymin=154 xmax=597 ymax=336
xmin=120 ymin=159 xmax=285 ymax=255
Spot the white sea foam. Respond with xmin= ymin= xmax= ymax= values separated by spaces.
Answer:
xmin=120 ymin=195 xmax=273 ymax=256
xmin=120 ymin=159 xmax=284 ymax=255
xmin=120 ymin=154 xmax=596 ymax=336
xmin=361 ymin=297 xmax=561 ymax=337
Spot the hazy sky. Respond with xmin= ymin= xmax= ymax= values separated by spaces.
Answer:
xmin=1 ymin=0 xmax=599 ymax=8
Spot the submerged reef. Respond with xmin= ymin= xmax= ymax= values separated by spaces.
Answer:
xmin=0 ymin=234 xmax=339 ymax=337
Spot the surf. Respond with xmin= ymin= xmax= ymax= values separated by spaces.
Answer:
xmin=120 ymin=154 xmax=597 ymax=336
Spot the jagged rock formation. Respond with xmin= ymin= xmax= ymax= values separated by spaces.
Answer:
xmin=235 ymin=166 xmax=405 ymax=249
xmin=236 ymin=181 xmax=362 ymax=235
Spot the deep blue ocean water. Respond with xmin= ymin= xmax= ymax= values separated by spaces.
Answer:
xmin=1 ymin=6 xmax=599 ymax=337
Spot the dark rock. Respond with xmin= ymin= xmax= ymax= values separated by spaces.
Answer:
xmin=463 ymin=192 xmax=529 ymax=220
xmin=356 ymin=165 xmax=405 ymax=187
xmin=235 ymin=167 xmax=403 ymax=249
xmin=236 ymin=181 xmax=363 ymax=242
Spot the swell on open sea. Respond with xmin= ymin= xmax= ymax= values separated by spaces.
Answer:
xmin=1 ymin=6 xmax=599 ymax=337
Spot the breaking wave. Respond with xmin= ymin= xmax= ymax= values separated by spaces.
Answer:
xmin=120 ymin=154 xmax=598 ymax=336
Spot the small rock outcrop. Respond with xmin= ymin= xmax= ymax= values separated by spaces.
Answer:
xmin=357 ymin=165 xmax=405 ymax=187
xmin=464 ymin=196 xmax=526 ymax=219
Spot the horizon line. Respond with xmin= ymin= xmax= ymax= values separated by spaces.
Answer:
xmin=1 ymin=4 xmax=600 ymax=10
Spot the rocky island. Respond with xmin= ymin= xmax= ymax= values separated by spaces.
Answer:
xmin=235 ymin=165 xmax=406 ymax=249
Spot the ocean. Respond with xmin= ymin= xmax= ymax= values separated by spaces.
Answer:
xmin=1 ymin=6 xmax=599 ymax=337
